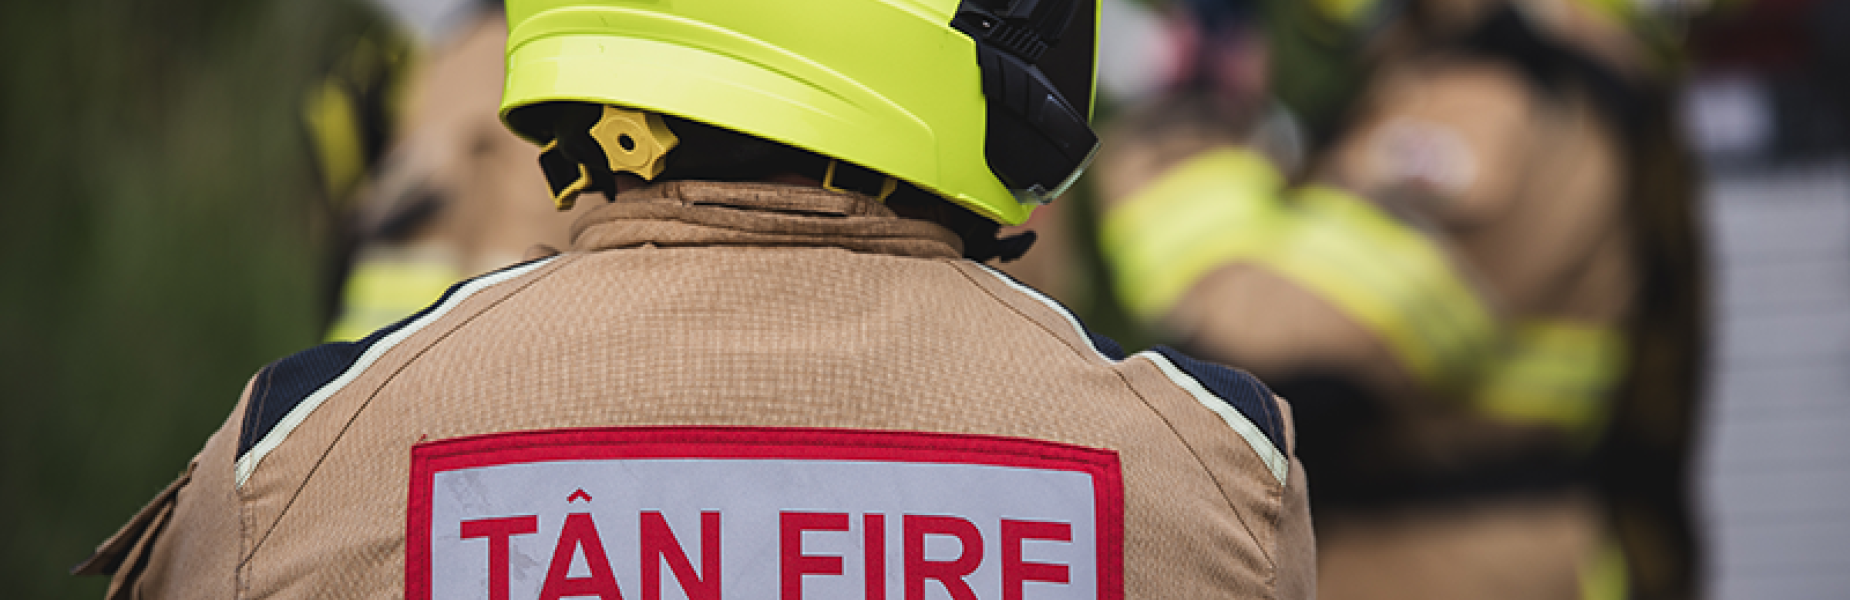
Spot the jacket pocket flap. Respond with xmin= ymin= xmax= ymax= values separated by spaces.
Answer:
xmin=72 ymin=462 xmax=193 ymax=577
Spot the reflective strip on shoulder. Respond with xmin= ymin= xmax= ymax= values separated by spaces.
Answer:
xmin=972 ymin=263 xmax=1123 ymax=362
xmin=1137 ymin=350 xmax=1289 ymax=486
xmin=234 ymin=257 xmax=557 ymax=487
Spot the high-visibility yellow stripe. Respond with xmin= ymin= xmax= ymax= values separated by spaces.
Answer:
xmin=1102 ymin=148 xmax=1496 ymax=389
xmin=1101 ymin=147 xmax=1285 ymax=321
xmin=1578 ymin=534 xmax=1629 ymax=600
xmin=1102 ymin=148 xmax=1625 ymax=435
xmin=324 ymin=252 xmax=465 ymax=342
xmin=1474 ymin=319 xmax=1627 ymax=439
xmin=1263 ymin=186 xmax=1498 ymax=388
xmin=303 ymin=78 xmax=366 ymax=198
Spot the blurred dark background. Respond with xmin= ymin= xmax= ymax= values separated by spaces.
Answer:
xmin=0 ymin=1 xmax=387 ymax=597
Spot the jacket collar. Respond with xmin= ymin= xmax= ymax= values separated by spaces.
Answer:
xmin=569 ymin=181 xmax=964 ymax=259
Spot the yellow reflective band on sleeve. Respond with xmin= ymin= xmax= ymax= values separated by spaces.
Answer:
xmin=1264 ymin=186 xmax=1499 ymax=388
xmin=324 ymin=252 xmax=465 ymax=342
xmin=1103 ymin=154 xmax=1499 ymax=390
xmin=1578 ymin=534 xmax=1630 ymax=600
xmin=1101 ymin=147 xmax=1286 ymax=321
xmin=1474 ymin=319 xmax=1627 ymax=439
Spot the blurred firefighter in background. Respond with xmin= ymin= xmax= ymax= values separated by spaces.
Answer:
xmin=1095 ymin=0 xmax=1707 ymax=598
xmin=304 ymin=0 xmax=589 ymax=341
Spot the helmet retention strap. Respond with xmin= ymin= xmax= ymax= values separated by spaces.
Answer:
xmin=537 ymin=106 xmax=682 ymax=211
xmin=540 ymin=139 xmax=594 ymax=210
xmin=822 ymin=159 xmax=899 ymax=203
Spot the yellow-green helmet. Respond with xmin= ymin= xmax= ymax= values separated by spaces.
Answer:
xmin=499 ymin=0 xmax=1100 ymax=225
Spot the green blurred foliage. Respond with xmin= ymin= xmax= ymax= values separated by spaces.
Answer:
xmin=0 ymin=1 xmax=385 ymax=597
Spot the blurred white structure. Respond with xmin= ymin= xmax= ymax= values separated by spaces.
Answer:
xmin=1685 ymin=73 xmax=1777 ymax=163
xmin=372 ymin=0 xmax=483 ymax=44
xmin=1698 ymin=158 xmax=1850 ymax=598
xmin=1096 ymin=0 xmax=1166 ymax=105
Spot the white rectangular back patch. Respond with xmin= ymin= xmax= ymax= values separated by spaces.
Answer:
xmin=407 ymin=427 xmax=1124 ymax=600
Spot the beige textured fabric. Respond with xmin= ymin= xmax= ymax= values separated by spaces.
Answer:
xmin=1315 ymin=493 xmax=1602 ymax=600
xmin=79 ymin=391 xmax=250 ymax=598
xmin=100 ymin=181 xmax=1312 ymax=598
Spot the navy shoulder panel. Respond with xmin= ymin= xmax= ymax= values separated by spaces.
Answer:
xmin=234 ymin=279 xmax=456 ymax=458
xmin=237 ymin=341 xmax=365 ymax=457
xmin=233 ymin=256 xmax=524 ymax=458
xmin=1152 ymin=346 xmax=1286 ymax=452
xmin=1088 ymin=330 xmax=1127 ymax=362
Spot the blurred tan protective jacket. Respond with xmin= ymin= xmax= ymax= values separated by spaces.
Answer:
xmin=81 ymin=181 xmax=1314 ymax=599
xmin=324 ymin=13 xmax=589 ymax=342
xmin=1097 ymin=16 xmax=1645 ymax=600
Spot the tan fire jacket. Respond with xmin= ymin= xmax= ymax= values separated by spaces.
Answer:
xmin=1176 ymin=54 xmax=1634 ymax=471
xmin=81 ymin=181 xmax=1314 ymax=599
xmin=1095 ymin=38 xmax=1657 ymax=600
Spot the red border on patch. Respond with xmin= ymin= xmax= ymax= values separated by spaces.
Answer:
xmin=405 ymin=426 xmax=1124 ymax=600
